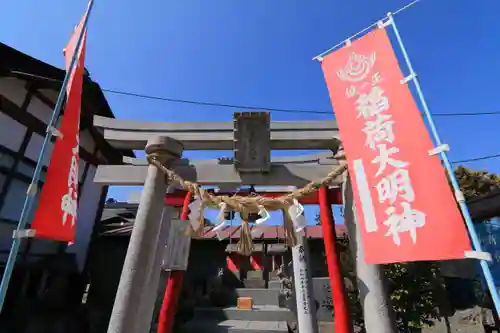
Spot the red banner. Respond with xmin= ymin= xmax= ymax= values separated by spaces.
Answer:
xmin=321 ymin=28 xmax=471 ymax=264
xmin=30 ymin=22 xmax=87 ymax=242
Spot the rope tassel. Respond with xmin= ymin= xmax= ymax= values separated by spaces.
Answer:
xmin=146 ymin=150 xmax=348 ymax=254
xmin=282 ymin=208 xmax=297 ymax=248
xmin=237 ymin=215 xmax=254 ymax=256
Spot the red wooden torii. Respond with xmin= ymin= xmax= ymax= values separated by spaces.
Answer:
xmin=157 ymin=186 xmax=351 ymax=333
xmin=163 ymin=188 xmax=343 ymax=207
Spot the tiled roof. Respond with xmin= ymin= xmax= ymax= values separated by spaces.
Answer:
xmin=100 ymin=203 xmax=348 ymax=239
xmin=191 ymin=224 xmax=347 ymax=240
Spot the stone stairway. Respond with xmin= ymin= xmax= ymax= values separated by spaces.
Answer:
xmin=178 ymin=288 xmax=293 ymax=333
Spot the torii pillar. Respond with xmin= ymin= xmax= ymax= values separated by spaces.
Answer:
xmin=107 ymin=136 xmax=183 ymax=333
xmin=342 ymin=173 xmax=397 ymax=333
xmin=319 ymin=185 xmax=352 ymax=333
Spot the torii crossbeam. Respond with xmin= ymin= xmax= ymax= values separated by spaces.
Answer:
xmin=94 ymin=112 xmax=350 ymax=333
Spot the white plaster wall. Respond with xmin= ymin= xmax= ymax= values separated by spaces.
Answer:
xmin=0 ymin=179 xmax=42 ymax=254
xmin=0 ymin=179 xmax=29 ymax=221
xmin=78 ymin=159 xmax=87 ymax=182
xmin=25 ymin=133 xmax=87 ymax=182
xmin=0 ymin=112 xmax=26 ymax=152
xmin=25 ymin=133 xmax=53 ymax=167
xmin=27 ymin=96 xmax=53 ymax=124
xmin=0 ymin=173 xmax=6 ymax=195
xmin=0 ymin=167 xmax=103 ymax=261
xmin=0 ymin=78 xmax=108 ymax=266
xmin=37 ymin=88 xmax=59 ymax=101
xmin=0 ymin=77 xmax=27 ymax=107
xmin=29 ymin=239 xmax=59 ymax=255
xmin=80 ymin=130 xmax=96 ymax=153
xmin=0 ymin=223 xmax=16 ymax=257
xmin=0 ymin=151 xmax=15 ymax=170
xmin=66 ymin=166 xmax=104 ymax=271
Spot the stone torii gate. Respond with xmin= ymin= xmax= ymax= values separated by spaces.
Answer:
xmin=92 ymin=112 xmax=396 ymax=333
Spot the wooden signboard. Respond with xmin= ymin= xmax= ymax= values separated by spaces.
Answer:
xmin=161 ymin=218 xmax=191 ymax=271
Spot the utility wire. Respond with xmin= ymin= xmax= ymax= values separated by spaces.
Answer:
xmin=9 ymin=70 xmax=500 ymax=117
xmin=451 ymin=153 xmax=500 ymax=165
xmin=102 ymin=89 xmax=331 ymax=115
xmin=102 ymin=88 xmax=500 ymax=117
xmin=9 ymin=70 xmax=500 ymax=165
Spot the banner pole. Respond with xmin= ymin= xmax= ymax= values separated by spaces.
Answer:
xmin=312 ymin=0 xmax=421 ymax=61
xmin=387 ymin=12 xmax=500 ymax=317
xmin=0 ymin=0 xmax=95 ymax=313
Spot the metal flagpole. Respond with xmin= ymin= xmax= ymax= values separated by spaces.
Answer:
xmin=0 ymin=0 xmax=95 ymax=313
xmin=312 ymin=0 xmax=420 ymax=61
xmin=386 ymin=12 xmax=500 ymax=317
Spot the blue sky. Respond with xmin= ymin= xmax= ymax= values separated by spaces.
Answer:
xmin=1 ymin=0 xmax=499 ymax=225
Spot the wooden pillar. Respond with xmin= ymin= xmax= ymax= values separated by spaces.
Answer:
xmin=319 ymin=186 xmax=353 ymax=333
xmin=343 ymin=173 xmax=397 ymax=333
xmin=157 ymin=191 xmax=192 ymax=333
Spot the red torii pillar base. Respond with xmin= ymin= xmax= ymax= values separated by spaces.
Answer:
xmin=157 ymin=271 xmax=184 ymax=333
xmin=157 ymin=192 xmax=192 ymax=333
xmin=319 ymin=186 xmax=353 ymax=333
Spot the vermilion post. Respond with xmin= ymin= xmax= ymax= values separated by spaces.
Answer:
xmin=157 ymin=191 xmax=192 ymax=333
xmin=318 ymin=186 xmax=352 ymax=333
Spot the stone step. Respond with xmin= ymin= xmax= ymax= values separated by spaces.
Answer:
xmin=194 ymin=305 xmax=294 ymax=322
xmin=268 ymin=280 xmax=281 ymax=290
xmin=179 ymin=319 xmax=288 ymax=333
xmin=235 ymin=288 xmax=280 ymax=306
xmin=243 ymin=279 xmax=266 ymax=289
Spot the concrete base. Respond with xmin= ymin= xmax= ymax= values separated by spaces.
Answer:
xmin=179 ymin=319 xmax=288 ymax=333
xmin=234 ymin=289 xmax=280 ymax=306
xmin=194 ymin=305 xmax=294 ymax=322
xmin=243 ymin=279 xmax=266 ymax=289
xmin=179 ymin=284 xmax=293 ymax=333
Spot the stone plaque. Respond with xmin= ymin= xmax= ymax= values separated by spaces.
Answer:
xmin=267 ymin=243 xmax=288 ymax=254
xmin=233 ymin=112 xmax=271 ymax=173
xmin=225 ymin=243 xmax=264 ymax=253
xmin=162 ymin=219 xmax=191 ymax=271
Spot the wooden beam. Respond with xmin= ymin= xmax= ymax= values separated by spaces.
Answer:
xmin=122 ymin=152 xmax=339 ymax=166
xmin=0 ymin=87 xmax=36 ymax=212
xmin=0 ymin=93 xmax=99 ymax=165
xmin=93 ymin=162 xmax=344 ymax=186
xmin=32 ymin=89 xmax=123 ymax=164
xmin=93 ymin=115 xmax=340 ymax=151
xmin=163 ymin=189 xmax=342 ymax=205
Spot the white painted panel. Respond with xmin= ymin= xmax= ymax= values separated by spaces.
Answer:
xmin=0 ymin=179 xmax=28 ymax=221
xmin=15 ymin=162 xmax=46 ymax=183
xmin=0 ymin=222 xmax=15 ymax=252
xmin=0 ymin=151 xmax=15 ymax=169
xmin=38 ymin=89 xmax=59 ymax=103
xmin=78 ymin=159 xmax=87 ymax=182
xmin=0 ymin=179 xmax=40 ymax=222
xmin=67 ymin=166 xmax=103 ymax=271
xmin=96 ymin=150 xmax=108 ymax=164
xmin=0 ymin=77 xmax=27 ymax=107
xmin=0 ymin=173 xmax=6 ymax=192
xmin=27 ymin=96 xmax=53 ymax=125
xmin=40 ymin=170 xmax=47 ymax=183
xmin=25 ymin=133 xmax=54 ymax=166
xmin=55 ymin=114 xmax=63 ymax=129
xmin=24 ymin=130 xmax=93 ymax=169
xmin=16 ymin=161 xmax=35 ymax=179
xmin=80 ymin=130 xmax=96 ymax=153
xmin=0 ymin=112 xmax=26 ymax=152
xmin=29 ymin=239 xmax=59 ymax=255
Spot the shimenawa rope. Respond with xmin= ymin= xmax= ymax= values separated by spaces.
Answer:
xmin=147 ymin=152 xmax=347 ymax=255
